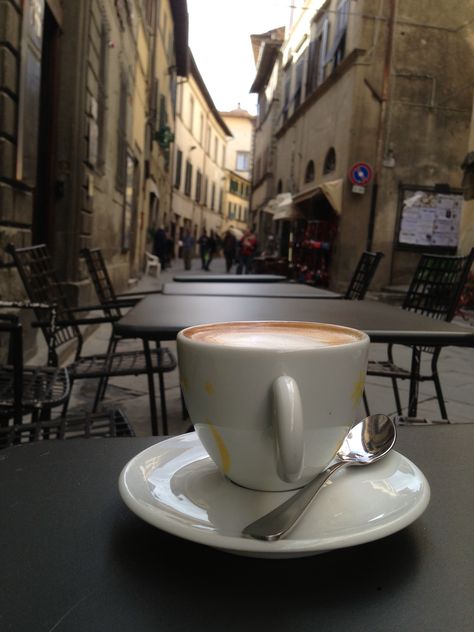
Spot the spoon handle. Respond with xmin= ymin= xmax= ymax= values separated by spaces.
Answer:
xmin=242 ymin=461 xmax=346 ymax=541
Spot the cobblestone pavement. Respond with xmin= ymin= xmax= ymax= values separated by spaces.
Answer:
xmin=60 ymin=254 xmax=474 ymax=436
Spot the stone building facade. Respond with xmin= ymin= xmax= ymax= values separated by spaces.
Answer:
xmin=250 ymin=0 xmax=474 ymax=290
xmin=171 ymin=49 xmax=231 ymax=248
xmin=220 ymin=107 xmax=254 ymax=235
xmin=0 ymin=0 xmax=188 ymax=306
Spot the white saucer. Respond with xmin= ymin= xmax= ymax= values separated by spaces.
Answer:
xmin=119 ymin=432 xmax=430 ymax=559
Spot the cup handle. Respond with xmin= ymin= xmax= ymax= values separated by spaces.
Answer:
xmin=272 ymin=376 xmax=304 ymax=483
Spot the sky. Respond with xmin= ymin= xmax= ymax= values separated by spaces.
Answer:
xmin=186 ymin=0 xmax=293 ymax=115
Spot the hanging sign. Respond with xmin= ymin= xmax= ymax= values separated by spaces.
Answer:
xmin=348 ymin=162 xmax=373 ymax=186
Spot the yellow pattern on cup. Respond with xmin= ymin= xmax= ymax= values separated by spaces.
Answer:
xmin=204 ymin=382 xmax=214 ymax=396
xmin=207 ymin=419 xmax=230 ymax=474
xmin=351 ymin=371 xmax=366 ymax=406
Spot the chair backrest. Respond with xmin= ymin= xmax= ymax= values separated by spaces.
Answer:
xmin=145 ymin=251 xmax=161 ymax=276
xmin=5 ymin=243 xmax=82 ymax=363
xmin=0 ymin=314 xmax=23 ymax=423
xmin=80 ymin=247 xmax=123 ymax=319
xmin=344 ymin=251 xmax=384 ymax=300
xmin=403 ymin=248 xmax=474 ymax=321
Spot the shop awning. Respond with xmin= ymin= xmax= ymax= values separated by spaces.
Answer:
xmin=292 ymin=179 xmax=343 ymax=214
xmin=272 ymin=192 xmax=304 ymax=221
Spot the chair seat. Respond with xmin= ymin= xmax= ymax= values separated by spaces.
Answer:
xmin=69 ymin=346 xmax=176 ymax=379
xmin=0 ymin=366 xmax=70 ymax=413
xmin=367 ymin=360 xmax=412 ymax=379
xmin=0 ymin=407 xmax=135 ymax=449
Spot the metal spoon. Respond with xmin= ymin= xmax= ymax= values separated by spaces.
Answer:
xmin=242 ymin=414 xmax=396 ymax=541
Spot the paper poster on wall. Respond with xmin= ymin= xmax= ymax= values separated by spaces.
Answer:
xmin=398 ymin=190 xmax=462 ymax=248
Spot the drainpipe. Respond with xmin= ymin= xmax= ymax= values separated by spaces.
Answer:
xmin=366 ymin=0 xmax=396 ymax=251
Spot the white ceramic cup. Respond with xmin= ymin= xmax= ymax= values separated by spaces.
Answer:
xmin=177 ymin=321 xmax=369 ymax=492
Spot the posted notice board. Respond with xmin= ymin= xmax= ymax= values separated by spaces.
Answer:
xmin=397 ymin=188 xmax=462 ymax=249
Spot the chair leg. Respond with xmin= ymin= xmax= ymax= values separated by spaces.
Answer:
xmin=362 ymin=389 xmax=370 ymax=416
xmin=158 ymin=370 xmax=168 ymax=435
xmin=143 ymin=339 xmax=159 ymax=436
xmin=388 ymin=344 xmax=403 ymax=415
xmin=431 ymin=351 xmax=448 ymax=419
xmin=93 ymin=335 xmax=119 ymax=411
xmin=407 ymin=347 xmax=421 ymax=419
xmin=181 ymin=388 xmax=189 ymax=420
xmin=61 ymin=377 xmax=74 ymax=416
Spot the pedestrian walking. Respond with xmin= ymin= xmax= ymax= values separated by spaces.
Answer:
xmin=222 ymin=230 xmax=237 ymax=273
xmin=237 ymin=228 xmax=258 ymax=274
xmin=181 ymin=228 xmax=195 ymax=270
xmin=198 ymin=228 xmax=211 ymax=270
xmin=153 ymin=226 xmax=168 ymax=270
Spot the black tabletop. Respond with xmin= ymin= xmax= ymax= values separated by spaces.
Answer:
xmin=163 ymin=281 xmax=342 ymax=298
xmin=114 ymin=294 xmax=474 ymax=346
xmin=173 ymin=274 xmax=287 ymax=282
xmin=1 ymin=425 xmax=473 ymax=631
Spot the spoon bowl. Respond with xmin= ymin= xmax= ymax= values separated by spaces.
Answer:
xmin=242 ymin=413 xmax=396 ymax=541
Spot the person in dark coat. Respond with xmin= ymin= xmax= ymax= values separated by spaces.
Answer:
xmin=198 ymin=228 xmax=211 ymax=270
xmin=153 ymin=227 xmax=168 ymax=269
xmin=222 ymin=230 xmax=237 ymax=273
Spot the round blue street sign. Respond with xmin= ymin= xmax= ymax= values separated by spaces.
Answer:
xmin=349 ymin=162 xmax=373 ymax=185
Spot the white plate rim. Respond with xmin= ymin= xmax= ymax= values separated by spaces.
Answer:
xmin=118 ymin=433 xmax=430 ymax=558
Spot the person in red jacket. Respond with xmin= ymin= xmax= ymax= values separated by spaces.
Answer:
xmin=236 ymin=228 xmax=258 ymax=274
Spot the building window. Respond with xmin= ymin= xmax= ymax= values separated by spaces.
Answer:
xmin=306 ymin=17 xmax=329 ymax=94
xmin=159 ymin=94 xmax=167 ymax=129
xmin=293 ymin=55 xmax=305 ymax=111
xmin=230 ymin=178 xmax=238 ymax=193
xmin=211 ymin=182 xmax=216 ymax=210
xmin=184 ymin=160 xmax=192 ymax=196
xmin=195 ymin=170 xmax=202 ymax=202
xmin=189 ymin=96 xmax=194 ymax=133
xmin=214 ymin=137 xmax=218 ymax=162
xmin=115 ymin=72 xmax=128 ymax=192
xmin=174 ymin=149 xmax=182 ymax=188
xmin=305 ymin=160 xmax=315 ymax=183
xmin=199 ymin=113 xmax=204 ymax=144
xmin=236 ymin=151 xmax=250 ymax=171
xmin=282 ymin=72 xmax=291 ymax=123
xmin=96 ymin=20 xmax=109 ymax=171
xmin=323 ymin=147 xmax=336 ymax=173
xmin=277 ymin=179 xmax=283 ymax=194
xmin=333 ymin=0 xmax=349 ymax=67
xmin=203 ymin=176 xmax=208 ymax=205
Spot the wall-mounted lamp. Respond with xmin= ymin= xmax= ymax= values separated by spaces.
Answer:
xmin=190 ymin=145 xmax=197 ymax=152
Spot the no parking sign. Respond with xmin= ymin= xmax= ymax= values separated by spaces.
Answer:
xmin=348 ymin=162 xmax=373 ymax=186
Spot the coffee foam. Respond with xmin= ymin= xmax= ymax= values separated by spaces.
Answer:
xmin=184 ymin=322 xmax=362 ymax=349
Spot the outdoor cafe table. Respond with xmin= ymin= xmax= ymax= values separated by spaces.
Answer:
xmin=115 ymin=294 xmax=474 ymax=347
xmin=115 ymin=294 xmax=474 ymax=435
xmin=173 ymin=273 xmax=287 ymax=282
xmin=162 ymin=281 xmax=342 ymax=298
xmin=1 ymin=423 xmax=473 ymax=631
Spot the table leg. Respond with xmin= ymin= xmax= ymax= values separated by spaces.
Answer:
xmin=408 ymin=346 xmax=421 ymax=418
xmin=142 ymin=338 xmax=159 ymax=436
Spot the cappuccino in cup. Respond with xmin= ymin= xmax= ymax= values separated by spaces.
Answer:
xmin=177 ymin=321 xmax=369 ymax=492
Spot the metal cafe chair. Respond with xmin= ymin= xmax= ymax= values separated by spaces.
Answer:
xmin=5 ymin=243 xmax=176 ymax=435
xmin=344 ymin=250 xmax=385 ymax=300
xmin=0 ymin=312 xmax=134 ymax=446
xmin=364 ymin=248 xmax=474 ymax=422
xmin=0 ymin=311 xmax=69 ymax=424
xmin=80 ymin=247 xmax=163 ymax=320
xmin=0 ymin=409 xmax=134 ymax=449
xmin=80 ymin=246 xmax=188 ymax=425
